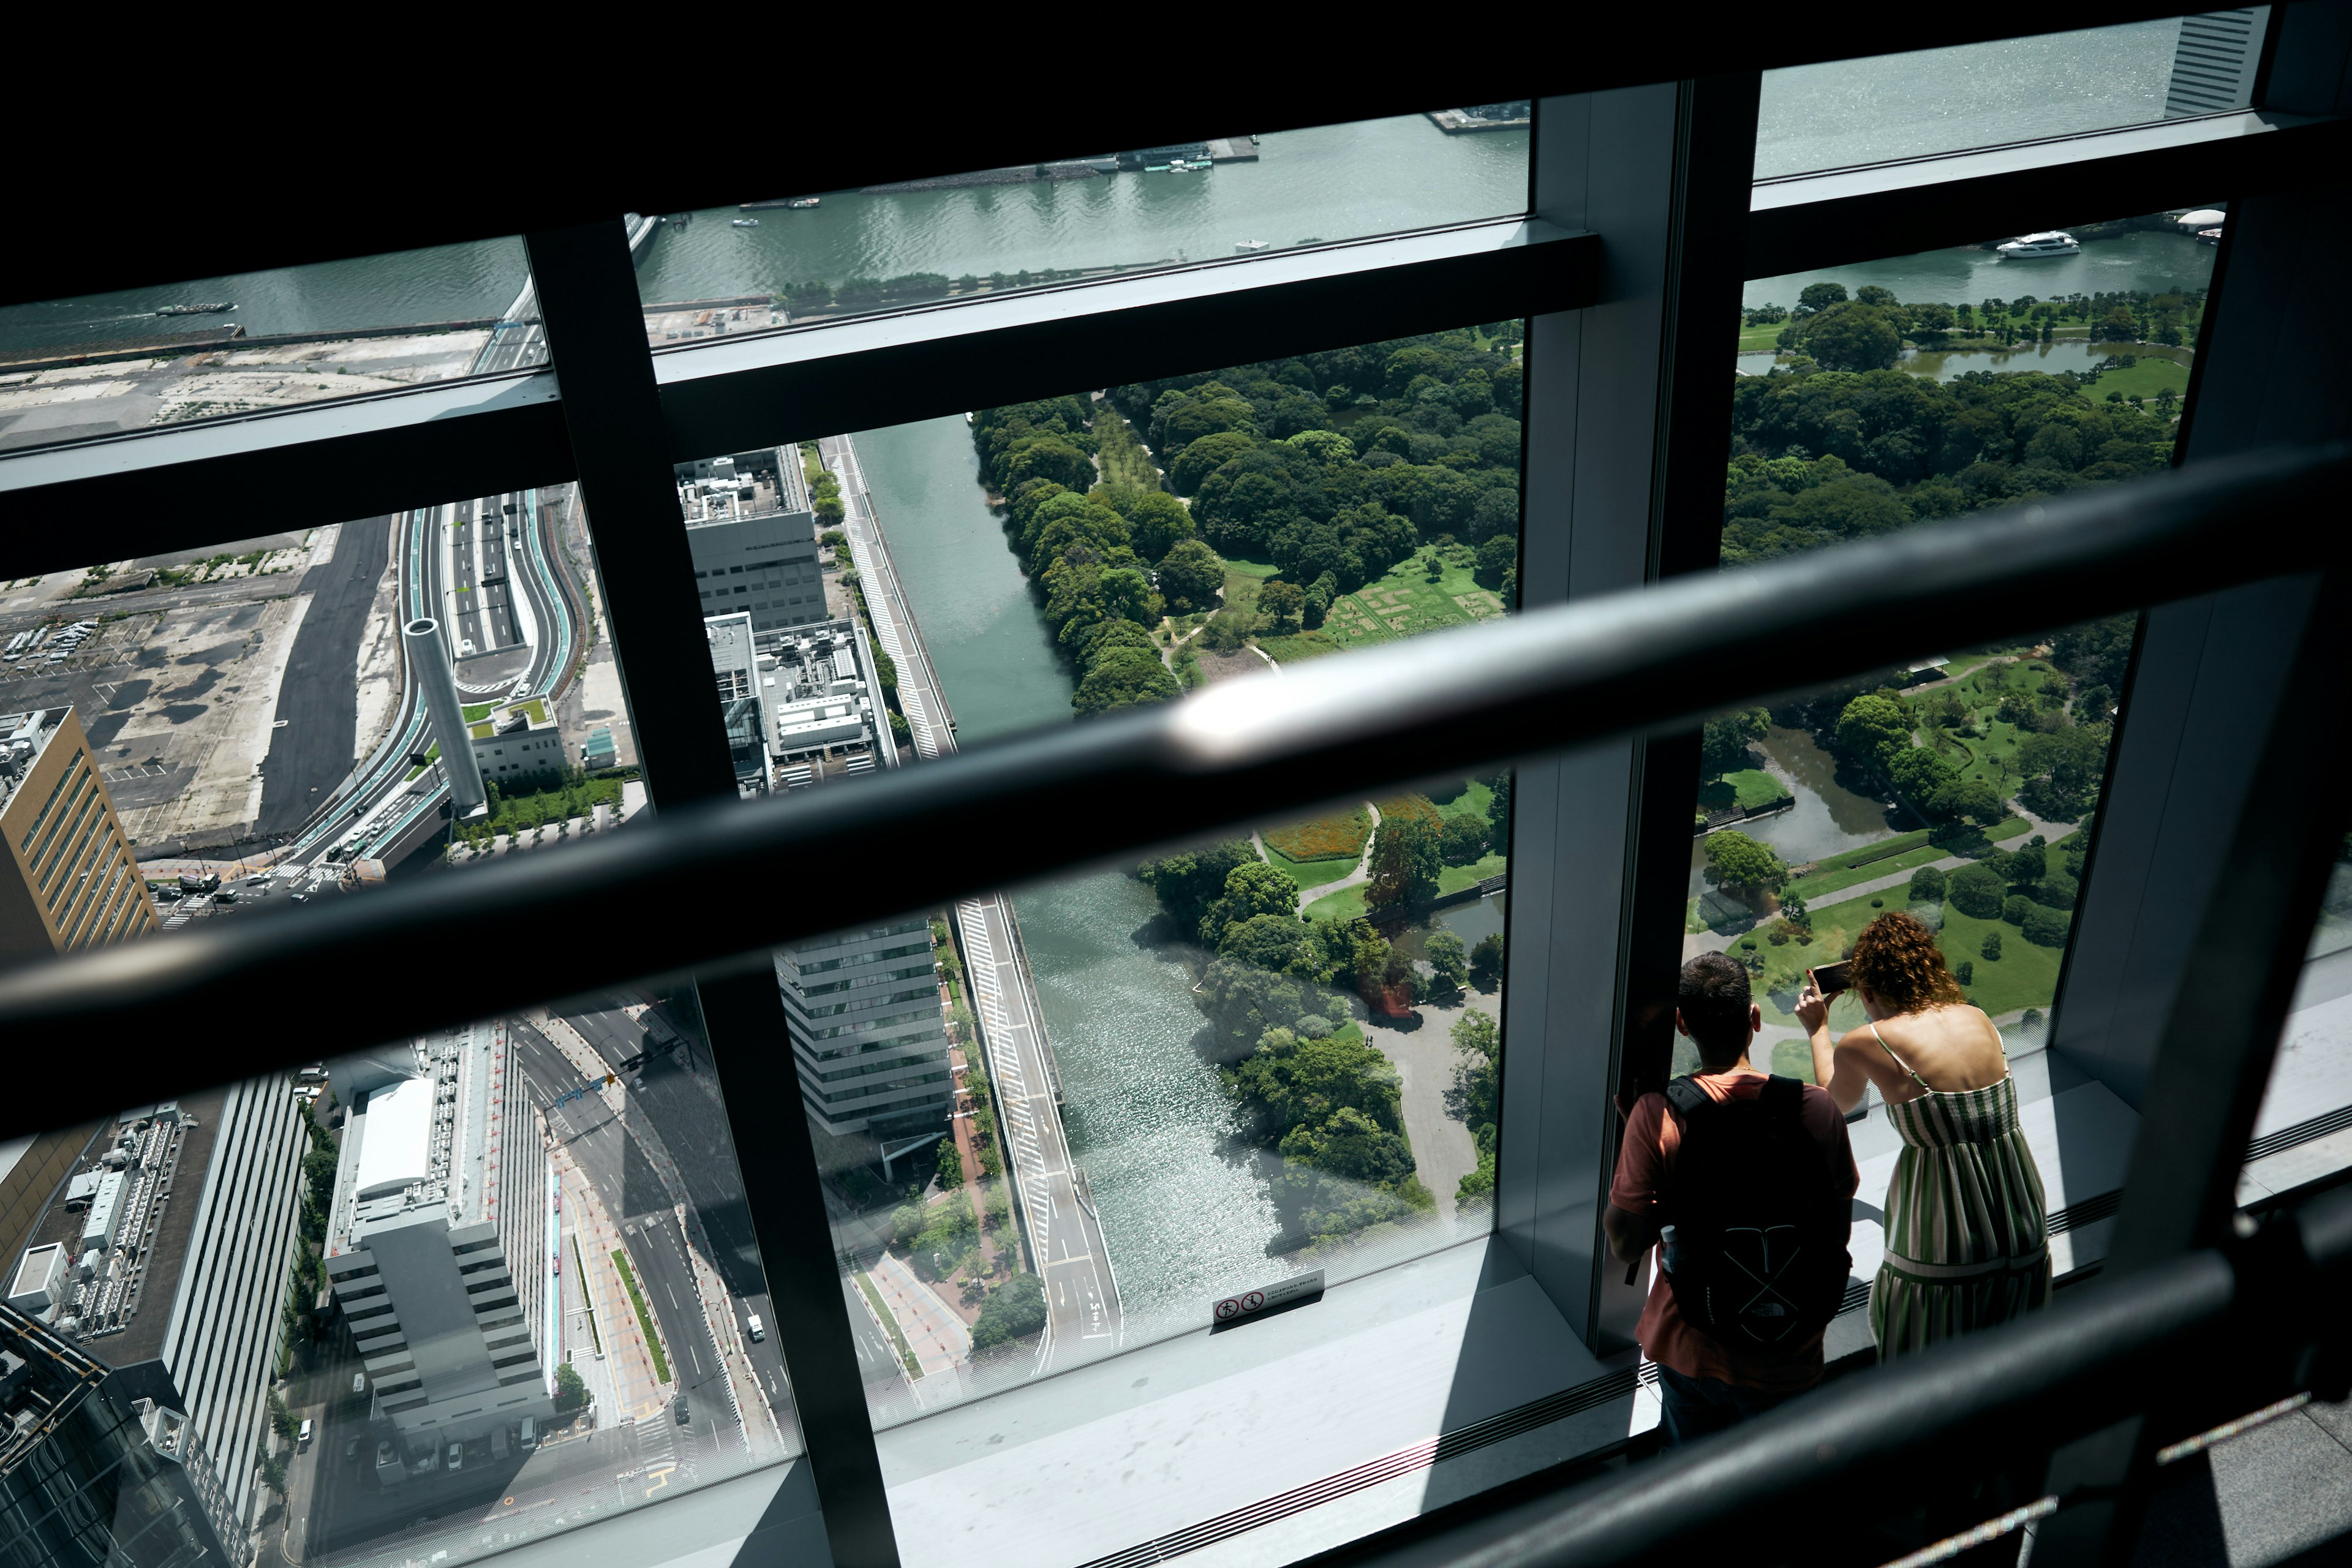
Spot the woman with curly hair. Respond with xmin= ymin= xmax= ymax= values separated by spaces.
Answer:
xmin=1795 ymin=910 xmax=2049 ymax=1357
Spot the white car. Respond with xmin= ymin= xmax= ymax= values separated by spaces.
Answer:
xmin=446 ymin=1442 xmax=463 ymax=1472
xmin=459 ymin=638 xmax=477 ymax=656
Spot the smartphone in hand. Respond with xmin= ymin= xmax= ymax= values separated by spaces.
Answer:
xmin=1812 ymin=960 xmax=1853 ymax=996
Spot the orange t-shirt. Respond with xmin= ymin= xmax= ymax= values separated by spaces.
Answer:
xmin=1609 ymin=1068 xmax=1857 ymax=1393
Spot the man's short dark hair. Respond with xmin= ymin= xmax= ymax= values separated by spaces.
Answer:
xmin=1678 ymin=953 xmax=1752 ymax=1067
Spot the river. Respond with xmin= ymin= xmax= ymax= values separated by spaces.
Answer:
xmin=851 ymin=417 xmax=1284 ymax=1338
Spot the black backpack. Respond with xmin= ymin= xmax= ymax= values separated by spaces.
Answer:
xmin=1657 ymin=1074 xmax=1851 ymax=1356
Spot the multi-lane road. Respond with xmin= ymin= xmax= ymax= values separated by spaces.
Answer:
xmin=271 ymin=486 xmax=582 ymax=877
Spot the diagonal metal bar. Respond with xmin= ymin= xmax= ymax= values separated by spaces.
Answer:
xmin=0 ymin=445 xmax=2341 ymax=1135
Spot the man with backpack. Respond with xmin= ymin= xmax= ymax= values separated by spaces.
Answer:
xmin=1605 ymin=952 xmax=1858 ymax=1445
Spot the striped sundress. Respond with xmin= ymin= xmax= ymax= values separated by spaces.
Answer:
xmin=1867 ymin=1025 xmax=2052 ymax=1357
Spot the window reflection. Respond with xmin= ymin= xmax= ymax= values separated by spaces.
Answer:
xmin=1755 ymin=14 xmax=2266 ymax=179
xmin=636 ymin=113 xmax=1529 ymax=335
xmin=1702 ymin=222 xmax=2212 ymax=1072
xmin=0 ymin=238 xmax=545 ymax=457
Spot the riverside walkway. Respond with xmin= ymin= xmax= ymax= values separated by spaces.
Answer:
xmin=821 ymin=432 xmax=1123 ymax=1373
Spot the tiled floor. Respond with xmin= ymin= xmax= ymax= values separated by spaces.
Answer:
xmin=2130 ymin=1399 xmax=2352 ymax=1566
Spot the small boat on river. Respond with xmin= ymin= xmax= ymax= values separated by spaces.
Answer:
xmin=1996 ymin=231 xmax=2081 ymax=258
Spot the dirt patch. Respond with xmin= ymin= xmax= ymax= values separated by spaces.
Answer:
xmin=1189 ymin=646 xmax=1273 ymax=687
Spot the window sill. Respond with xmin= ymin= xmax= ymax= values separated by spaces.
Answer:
xmin=879 ymin=1236 xmax=1637 ymax=1568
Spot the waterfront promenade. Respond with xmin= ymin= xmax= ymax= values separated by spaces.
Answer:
xmin=821 ymin=432 xmax=1123 ymax=1373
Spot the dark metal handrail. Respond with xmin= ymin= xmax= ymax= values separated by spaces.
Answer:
xmin=0 ymin=445 xmax=2341 ymax=1139
xmin=1385 ymin=1182 xmax=2352 ymax=1568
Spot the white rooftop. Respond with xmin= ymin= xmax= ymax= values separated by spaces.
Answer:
xmin=354 ymin=1077 xmax=434 ymax=1199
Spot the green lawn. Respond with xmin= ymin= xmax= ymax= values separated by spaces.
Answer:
xmin=461 ymin=701 xmax=495 ymax=722
xmin=1736 ymin=320 xmax=1789 ymax=351
xmin=1321 ymin=556 xmax=1506 ymax=647
xmin=1434 ymin=778 xmax=1495 ymax=821
xmin=1219 ymin=557 xmax=1283 ymax=580
xmin=1306 ymin=884 xmax=1368 ymax=922
xmin=1267 ymin=845 xmax=1360 ymax=895
xmin=2088 ymin=356 xmax=2191 ymax=402
xmin=1783 ymin=818 xmax=2028 ymax=901
xmin=1913 ymin=658 xmax=2071 ymax=785
xmin=1439 ymin=852 xmax=1507 ymax=895
xmin=1257 ymin=630 xmax=1347 ymax=663
xmin=1934 ymin=904 xmax=2067 ymax=1017
xmin=1698 ymin=768 xmax=1792 ymax=815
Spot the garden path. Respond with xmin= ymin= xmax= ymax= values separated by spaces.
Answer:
xmin=1296 ymin=801 xmax=1383 ymax=914
xmin=1382 ymin=986 xmax=1495 ymax=1224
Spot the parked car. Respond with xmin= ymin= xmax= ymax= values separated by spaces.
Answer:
xmin=446 ymin=1442 xmax=463 ymax=1472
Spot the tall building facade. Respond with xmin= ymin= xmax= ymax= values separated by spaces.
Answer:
xmin=0 ymin=1306 xmax=251 ymax=1568
xmin=777 ymin=921 xmax=954 ymax=1157
xmin=682 ymin=450 xmax=827 ymax=633
xmin=0 ymin=1079 xmax=306 ymax=1551
xmin=322 ymin=1027 xmax=555 ymax=1457
xmin=0 ymin=708 xmax=159 ymax=962
xmin=2165 ymin=9 xmax=2267 ymax=116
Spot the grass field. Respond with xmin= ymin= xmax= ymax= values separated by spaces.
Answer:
xmin=2086 ymin=355 xmax=2192 ymax=402
xmin=1782 ymin=818 xmax=2029 ymax=902
xmin=1320 ymin=556 xmax=1506 ymax=647
xmin=1698 ymin=768 xmax=1793 ymax=815
xmin=1257 ymin=630 xmax=1347 ymax=663
xmin=1736 ymin=320 xmax=1789 ymax=350
xmin=1306 ymin=884 xmax=1368 ymax=922
xmin=1266 ymin=807 xmax=1371 ymax=862
xmin=612 ymin=1250 xmax=672 ymax=1384
xmin=1440 ymin=853 xmax=1507 ymax=895
xmin=1268 ymin=845 xmax=1362 ymax=894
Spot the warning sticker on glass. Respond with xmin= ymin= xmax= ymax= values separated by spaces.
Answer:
xmin=1210 ymin=1270 xmax=1324 ymax=1329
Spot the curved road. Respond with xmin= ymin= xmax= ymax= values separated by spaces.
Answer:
xmin=277 ymin=486 xmax=582 ymax=875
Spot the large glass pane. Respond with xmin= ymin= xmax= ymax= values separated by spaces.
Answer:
xmin=1703 ymin=214 xmax=2228 ymax=1292
xmin=636 ymin=111 xmax=1529 ymax=333
xmin=1755 ymin=13 xmax=2268 ymax=179
xmin=673 ymin=322 xmax=1525 ymax=1424
xmin=0 ymin=235 xmax=552 ymax=457
xmin=0 ymin=500 xmax=799 ymax=1567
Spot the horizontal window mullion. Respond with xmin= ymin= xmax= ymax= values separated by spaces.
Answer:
xmin=0 ymin=376 xmax=573 ymax=581
xmin=1747 ymin=111 xmax=2352 ymax=280
xmin=653 ymin=221 xmax=1594 ymax=462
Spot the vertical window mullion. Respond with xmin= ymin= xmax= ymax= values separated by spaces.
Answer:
xmin=524 ymin=220 xmax=902 ymax=1568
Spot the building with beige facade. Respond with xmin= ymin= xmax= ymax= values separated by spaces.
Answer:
xmin=0 ymin=708 xmax=157 ymax=963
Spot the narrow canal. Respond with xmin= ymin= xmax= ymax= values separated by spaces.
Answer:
xmin=851 ymin=416 xmax=1284 ymax=1341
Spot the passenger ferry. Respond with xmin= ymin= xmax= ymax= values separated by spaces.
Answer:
xmin=1996 ymin=231 xmax=2081 ymax=259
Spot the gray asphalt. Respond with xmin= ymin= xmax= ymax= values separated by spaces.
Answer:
xmin=258 ymin=518 xmax=395 ymax=837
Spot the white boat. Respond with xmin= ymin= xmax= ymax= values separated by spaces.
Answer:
xmin=2196 ymin=227 xmax=2223 ymax=246
xmin=1233 ymin=239 xmax=1270 ymax=254
xmin=731 ymin=217 xmax=759 ymax=228
xmin=1996 ymin=231 xmax=2081 ymax=258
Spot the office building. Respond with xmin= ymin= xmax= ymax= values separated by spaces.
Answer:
xmin=777 ymin=920 xmax=954 ymax=1164
xmin=0 ymin=1304 xmax=250 ymax=1568
xmin=322 ymin=1028 xmax=555 ymax=1460
xmin=0 ymin=708 xmax=159 ymax=962
xmin=466 ymin=698 xmax=565 ymax=785
xmin=2165 ymin=9 xmax=2267 ymax=116
xmin=1 ymin=1082 xmax=307 ymax=1545
xmin=681 ymin=450 xmax=826 ymax=633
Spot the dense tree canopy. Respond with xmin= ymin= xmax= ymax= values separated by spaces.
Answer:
xmin=1724 ymin=367 xmax=2176 ymax=567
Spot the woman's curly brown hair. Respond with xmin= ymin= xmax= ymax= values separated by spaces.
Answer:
xmin=1850 ymin=910 xmax=1968 ymax=1012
